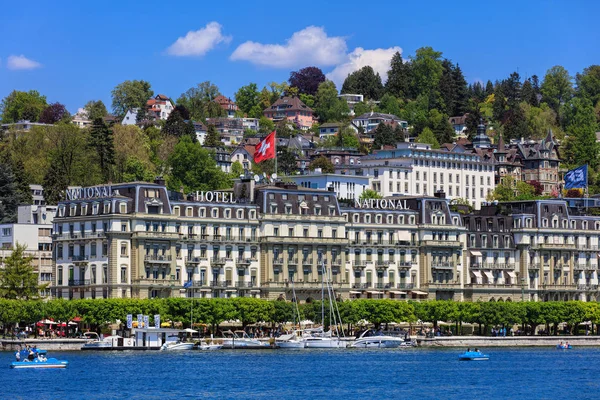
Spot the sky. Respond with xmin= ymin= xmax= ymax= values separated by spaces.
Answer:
xmin=0 ymin=0 xmax=598 ymax=114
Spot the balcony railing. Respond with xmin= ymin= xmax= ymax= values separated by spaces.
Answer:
xmin=397 ymin=283 xmax=415 ymax=289
xmin=287 ymin=258 xmax=298 ymax=265
xmin=71 ymin=256 xmax=89 ymax=262
xmin=352 ymin=283 xmax=368 ymax=289
xmin=68 ymin=279 xmax=90 ymax=286
xmin=577 ymin=284 xmax=599 ymax=291
xmin=273 ymin=258 xmax=284 ymax=265
xmin=185 ymin=257 xmax=202 ymax=264
xmin=420 ymin=240 xmax=462 ymax=248
xmin=574 ymin=264 xmax=597 ymax=270
xmin=210 ymin=258 xmax=226 ymax=266
xmin=431 ymin=262 xmax=455 ymax=269
xmin=302 ymin=258 xmax=313 ymax=265
xmin=144 ymin=255 xmax=172 ymax=262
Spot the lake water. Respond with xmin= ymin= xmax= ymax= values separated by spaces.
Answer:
xmin=2 ymin=347 xmax=598 ymax=399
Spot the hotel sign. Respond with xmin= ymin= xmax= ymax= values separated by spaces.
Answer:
xmin=354 ymin=198 xmax=410 ymax=210
xmin=65 ymin=185 xmax=113 ymax=201
xmin=195 ymin=191 xmax=237 ymax=203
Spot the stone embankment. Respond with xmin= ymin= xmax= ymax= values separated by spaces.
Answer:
xmin=1 ymin=338 xmax=87 ymax=351
xmin=416 ymin=335 xmax=600 ymax=347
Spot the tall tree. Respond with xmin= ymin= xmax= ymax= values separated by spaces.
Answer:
xmin=562 ymin=97 xmax=599 ymax=169
xmin=438 ymin=60 xmax=458 ymax=116
xmin=309 ymin=156 xmax=335 ymax=173
xmin=341 ymin=66 xmax=384 ymax=100
xmin=378 ymin=93 xmax=402 ymax=117
xmin=429 ymin=109 xmax=454 ymax=145
xmin=314 ymin=81 xmax=349 ymax=123
xmin=203 ymin=124 xmax=221 ymax=147
xmin=0 ymin=163 xmax=21 ymax=223
xmin=39 ymin=102 xmax=70 ymax=124
xmin=372 ymin=122 xmax=396 ymax=149
xmin=277 ymin=148 xmax=299 ymax=175
xmin=84 ymin=100 xmax=108 ymax=121
xmin=289 ymin=66 xmax=326 ymax=96
xmin=235 ymin=83 xmax=260 ymax=116
xmin=163 ymin=109 xmax=195 ymax=141
xmin=385 ymin=51 xmax=411 ymax=100
xmin=9 ymin=159 xmax=33 ymax=207
xmin=521 ymin=79 xmax=539 ymax=107
xmin=416 ymin=127 xmax=440 ymax=149
xmin=177 ymin=81 xmax=222 ymax=121
xmin=503 ymin=104 xmax=531 ymax=141
xmin=89 ymin=118 xmax=115 ymax=181
xmin=167 ymin=136 xmax=230 ymax=192
xmin=540 ymin=66 xmax=574 ymax=120
xmin=576 ymin=65 xmax=600 ymax=106
xmin=0 ymin=243 xmax=47 ymax=300
xmin=111 ymin=80 xmax=153 ymax=117
xmin=42 ymin=157 xmax=68 ymax=204
xmin=112 ymin=125 xmax=154 ymax=182
xmin=485 ymin=80 xmax=495 ymax=97
xmin=504 ymin=71 xmax=522 ymax=107
xmin=409 ymin=46 xmax=444 ymax=110
xmin=0 ymin=90 xmax=48 ymax=123
xmin=452 ymin=64 xmax=469 ymax=115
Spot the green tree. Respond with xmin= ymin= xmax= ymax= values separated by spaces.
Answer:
xmin=42 ymin=157 xmax=68 ymax=204
xmin=385 ymin=51 xmax=411 ymax=99
xmin=299 ymin=93 xmax=315 ymax=109
xmin=89 ymin=118 xmax=116 ymax=181
xmin=409 ymin=47 xmax=444 ymax=110
xmin=521 ymin=79 xmax=539 ymax=107
xmin=576 ymin=65 xmax=600 ymax=106
xmin=258 ymin=116 xmax=275 ymax=134
xmin=163 ymin=109 xmax=195 ymax=141
xmin=562 ymin=97 xmax=599 ymax=169
xmin=112 ymin=125 xmax=154 ymax=182
xmin=341 ymin=66 xmax=384 ymax=100
xmin=378 ymin=93 xmax=402 ymax=117
xmin=540 ymin=66 xmax=574 ymax=121
xmin=359 ymin=189 xmax=383 ymax=200
xmin=203 ymin=124 xmax=221 ymax=147
xmin=0 ymin=163 xmax=25 ymax=223
xmin=319 ymin=126 xmax=360 ymax=149
xmin=111 ymin=80 xmax=153 ymax=117
xmin=372 ymin=122 xmax=396 ymax=149
xmin=314 ymin=80 xmax=349 ymax=123
xmin=309 ymin=156 xmax=335 ymax=173
xmin=416 ymin=127 xmax=440 ymax=149
xmin=0 ymin=243 xmax=47 ymax=300
xmin=122 ymin=157 xmax=155 ymax=182
xmin=0 ymin=90 xmax=48 ymax=123
xmin=428 ymin=109 xmax=454 ymax=145
xmin=84 ymin=100 xmax=108 ymax=121
xmin=278 ymin=148 xmax=298 ymax=175
xmin=289 ymin=66 xmax=326 ymax=96
xmin=234 ymin=83 xmax=260 ymax=116
xmin=167 ymin=136 xmax=230 ymax=192
xmin=353 ymin=102 xmax=372 ymax=117
xmin=177 ymin=81 xmax=222 ymax=121
xmin=503 ymin=104 xmax=531 ymax=141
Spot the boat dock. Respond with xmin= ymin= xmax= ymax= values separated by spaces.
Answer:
xmin=416 ymin=335 xmax=600 ymax=347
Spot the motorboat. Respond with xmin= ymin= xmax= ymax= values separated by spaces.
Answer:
xmin=160 ymin=340 xmax=194 ymax=351
xmin=458 ymin=350 xmax=489 ymax=361
xmin=304 ymin=329 xmax=346 ymax=349
xmin=276 ymin=331 xmax=306 ymax=349
xmin=81 ymin=334 xmax=121 ymax=350
xmin=221 ymin=330 xmax=271 ymax=349
xmin=12 ymin=349 xmax=68 ymax=369
xmin=197 ymin=343 xmax=223 ymax=351
xmin=349 ymin=329 xmax=405 ymax=349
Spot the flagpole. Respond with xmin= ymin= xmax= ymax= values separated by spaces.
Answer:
xmin=274 ymin=131 xmax=278 ymax=177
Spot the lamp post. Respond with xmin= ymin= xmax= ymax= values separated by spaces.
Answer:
xmin=521 ymin=278 xmax=526 ymax=302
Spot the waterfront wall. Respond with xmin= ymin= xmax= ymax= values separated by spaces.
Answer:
xmin=416 ymin=335 xmax=600 ymax=347
xmin=0 ymin=339 xmax=87 ymax=352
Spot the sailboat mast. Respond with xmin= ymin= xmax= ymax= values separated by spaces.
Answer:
xmin=321 ymin=261 xmax=325 ymax=328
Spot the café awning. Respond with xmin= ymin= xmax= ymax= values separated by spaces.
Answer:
xmin=470 ymin=250 xmax=482 ymax=257
xmin=411 ymin=290 xmax=428 ymax=295
xmin=482 ymin=270 xmax=494 ymax=281
xmin=505 ymin=270 xmax=517 ymax=279
xmin=349 ymin=291 xmax=362 ymax=294
xmin=388 ymin=290 xmax=407 ymax=295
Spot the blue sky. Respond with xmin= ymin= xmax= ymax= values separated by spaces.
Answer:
xmin=0 ymin=0 xmax=598 ymax=114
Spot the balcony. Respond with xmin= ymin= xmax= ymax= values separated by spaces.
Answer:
xmin=236 ymin=258 xmax=252 ymax=266
xmin=577 ymin=284 xmax=599 ymax=291
xmin=428 ymin=282 xmax=462 ymax=289
xmin=375 ymin=261 xmax=390 ymax=270
xmin=210 ymin=280 xmax=231 ymax=288
xmin=431 ymin=262 xmax=455 ymax=270
xmin=144 ymin=254 xmax=172 ymax=263
xmin=352 ymin=261 xmax=366 ymax=270
xmin=532 ymin=243 xmax=579 ymax=250
xmin=287 ymin=258 xmax=299 ymax=265
xmin=420 ymin=240 xmax=462 ymax=248
xmin=133 ymin=278 xmax=179 ymax=287
xmin=302 ymin=258 xmax=313 ymax=266
xmin=528 ymin=264 xmax=541 ymax=270
xmin=397 ymin=283 xmax=415 ymax=289
xmin=331 ymin=259 xmax=342 ymax=267
xmin=68 ymin=279 xmax=90 ymax=286
xmin=397 ymin=261 xmax=412 ymax=269
xmin=352 ymin=283 xmax=368 ymax=289
xmin=210 ymin=258 xmax=226 ymax=266
xmin=574 ymin=263 xmax=597 ymax=271
xmin=72 ymin=255 xmax=89 ymax=265
xmin=185 ymin=257 xmax=202 ymax=265
xmin=539 ymin=284 xmax=578 ymax=291
xmin=479 ymin=263 xmax=516 ymax=270
xmin=134 ymin=231 xmax=180 ymax=239
xmin=273 ymin=258 xmax=284 ymax=265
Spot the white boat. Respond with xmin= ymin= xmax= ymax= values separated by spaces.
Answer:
xmin=197 ymin=343 xmax=223 ymax=351
xmin=81 ymin=333 xmax=120 ymax=349
xmin=304 ymin=336 xmax=346 ymax=348
xmin=276 ymin=332 xmax=306 ymax=349
xmin=160 ymin=340 xmax=194 ymax=351
xmin=349 ymin=329 xmax=405 ymax=348
xmin=221 ymin=330 xmax=271 ymax=349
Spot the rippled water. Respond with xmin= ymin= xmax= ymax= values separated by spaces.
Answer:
xmin=2 ymin=347 xmax=598 ymax=399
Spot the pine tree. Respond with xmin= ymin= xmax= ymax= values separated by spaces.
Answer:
xmin=203 ymin=124 xmax=221 ymax=147
xmin=563 ymin=97 xmax=599 ymax=169
xmin=485 ymin=80 xmax=495 ymax=97
xmin=452 ymin=64 xmax=469 ymax=115
xmin=42 ymin=158 xmax=69 ymax=204
xmin=9 ymin=159 xmax=32 ymax=206
xmin=0 ymin=163 xmax=20 ymax=223
xmin=521 ymin=79 xmax=538 ymax=106
xmin=503 ymin=106 xmax=530 ymax=141
xmin=89 ymin=118 xmax=115 ymax=182
xmin=341 ymin=66 xmax=384 ymax=100
xmin=385 ymin=52 xmax=411 ymax=100
xmin=438 ymin=60 xmax=457 ymax=116
xmin=373 ymin=122 xmax=396 ymax=149
xmin=0 ymin=243 xmax=47 ymax=299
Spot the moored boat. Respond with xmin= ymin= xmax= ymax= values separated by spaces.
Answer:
xmin=221 ymin=330 xmax=271 ymax=349
xmin=458 ymin=350 xmax=489 ymax=361
xmin=349 ymin=329 xmax=405 ymax=349
xmin=276 ymin=332 xmax=306 ymax=349
xmin=197 ymin=343 xmax=223 ymax=351
xmin=160 ymin=340 xmax=194 ymax=351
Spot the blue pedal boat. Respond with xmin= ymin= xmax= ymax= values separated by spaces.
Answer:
xmin=458 ymin=351 xmax=489 ymax=361
xmin=11 ymin=349 xmax=69 ymax=369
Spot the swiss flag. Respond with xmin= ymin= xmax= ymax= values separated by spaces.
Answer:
xmin=254 ymin=131 xmax=276 ymax=163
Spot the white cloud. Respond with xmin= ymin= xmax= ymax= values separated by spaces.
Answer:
xmin=326 ymin=46 xmax=402 ymax=88
xmin=7 ymin=55 xmax=42 ymax=70
xmin=230 ymin=26 xmax=347 ymax=68
xmin=167 ymin=22 xmax=231 ymax=56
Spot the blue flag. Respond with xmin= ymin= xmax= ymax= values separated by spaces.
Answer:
xmin=564 ymin=165 xmax=588 ymax=189
xmin=183 ymin=280 xmax=192 ymax=289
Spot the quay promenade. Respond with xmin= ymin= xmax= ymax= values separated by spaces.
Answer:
xmin=416 ymin=335 xmax=600 ymax=347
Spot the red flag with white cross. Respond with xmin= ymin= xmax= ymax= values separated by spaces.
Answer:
xmin=254 ymin=131 xmax=276 ymax=163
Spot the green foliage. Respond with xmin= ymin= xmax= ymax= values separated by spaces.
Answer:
xmin=372 ymin=122 xmax=402 ymax=149
xmin=416 ymin=127 xmax=440 ymax=149
xmin=377 ymin=93 xmax=403 ymax=117
xmin=315 ymin=80 xmax=349 ymax=123
xmin=234 ymin=83 xmax=260 ymax=116
xmin=111 ymin=80 xmax=153 ymax=117
xmin=309 ymin=156 xmax=334 ymax=173
xmin=176 ymin=81 xmax=223 ymax=121
xmin=409 ymin=47 xmax=444 ymax=110
xmin=84 ymin=100 xmax=108 ymax=121
xmin=163 ymin=109 xmax=195 ymax=141
xmin=428 ymin=109 xmax=454 ymax=145
xmin=576 ymin=65 xmax=600 ymax=106
xmin=167 ymin=136 xmax=230 ymax=192
xmin=491 ymin=176 xmax=540 ymax=201
xmin=385 ymin=51 xmax=411 ymax=99
xmin=541 ymin=66 xmax=574 ymax=121
xmin=353 ymin=102 xmax=372 ymax=116
xmin=359 ymin=189 xmax=383 ymax=200
xmin=89 ymin=118 xmax=116 ymax=182
xmin=319 ymin=126 xmax=360 ymax=149
xmin=0 ymin=243 xmax=48 ymax=300
xmin=341 ymin=66 xmax=384 ymax=100
xmin=278 ymin=147 xmax=299 ymax=175
xmin=258 ymin=117 xmax=275 ymax=134
xmin=203 ymin=124 xmax=221 ymax=147
xmin=0 ymin=90 xmax=48 ymax=123
xmin=562 ymin=97 xmax=599 ymax=169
